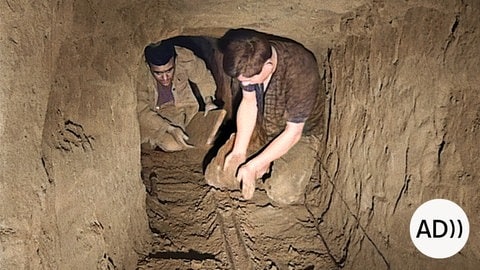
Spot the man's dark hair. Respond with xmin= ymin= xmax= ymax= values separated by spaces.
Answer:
xmin=219 ymin=28 xmax=272 ymax=78
xmin=144 ymin=40 xmax=176 ymax=66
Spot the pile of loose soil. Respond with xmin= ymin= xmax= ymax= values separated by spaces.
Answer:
xmin=137 ymin=147 xmax=340 ymax=269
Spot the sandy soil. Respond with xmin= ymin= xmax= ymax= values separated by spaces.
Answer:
xmin=137 ymin=145 xmax=339 ymax=270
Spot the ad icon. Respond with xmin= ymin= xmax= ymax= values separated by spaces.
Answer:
xmin=410 ymin=199 xmax=470 ymax=259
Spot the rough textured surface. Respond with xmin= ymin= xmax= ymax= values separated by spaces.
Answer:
xmin=1 ymin=1 xmax=150 ymax=269
xmin=1 ymin=0 xmax=479 ymax=269
xmin=140 ymin=148 xmax=335 ymax=269
xmin=323 ymin=2 xmax=480 ymax=269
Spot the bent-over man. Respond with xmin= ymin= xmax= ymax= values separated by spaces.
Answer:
xmin=138 ymin=40 xmax=218 ymax=151
xmin=207 ymin=28 xmax=325 ymax=205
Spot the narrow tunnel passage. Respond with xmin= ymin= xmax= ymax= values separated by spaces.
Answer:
xmin=135 ymin=35 xmax=340 ymax=269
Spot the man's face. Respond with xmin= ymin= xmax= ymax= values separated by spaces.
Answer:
xmin=237 ymin=61 xmax=274 ymax=87
xmin=149 ymin=57 xmax=175 ymax=87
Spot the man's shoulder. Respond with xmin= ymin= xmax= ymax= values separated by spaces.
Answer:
xmin=271 ymin=39 xmax=315 ymax=60
xmin=174 ymin=46 xmax=197 ymax=62
xmin=271 ymin=39 xmax=318 ymax=74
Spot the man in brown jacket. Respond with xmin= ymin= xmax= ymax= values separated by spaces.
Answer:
xmin=138 ymin=40 xmax=218 ymax=151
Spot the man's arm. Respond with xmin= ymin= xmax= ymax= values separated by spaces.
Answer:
xmin=223 ymin=89 xmax=257 ymax=170
xmin=249 ymin=121 xmax=303 ymax=169
xmin=136 ymin=76 xmax=188 ymax=147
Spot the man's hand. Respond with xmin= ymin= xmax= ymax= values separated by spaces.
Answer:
xmin=234 ymin=160 xmax=271 ymax=200
xmin=166 ymin=125 xmax=194 ymax=149
xmin=236 ymin=163 xmax=257 ymax=200
xmin=204 ymin=96 xmax=218 ymax=116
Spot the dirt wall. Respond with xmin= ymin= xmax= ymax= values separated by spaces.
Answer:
xmin=1 ymin=1 xmax=150 ymax=269
xmin=1 ymin=1 xmax=54 ymax=268
xmin=321 ymin=1 xmax=480 ymax=269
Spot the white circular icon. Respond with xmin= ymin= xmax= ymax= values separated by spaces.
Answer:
xmin=410 ymin=199 xmax=469 ymax=259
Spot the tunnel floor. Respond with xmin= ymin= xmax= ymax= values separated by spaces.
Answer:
xmin=136 ymin=146 xmax=340 ymax=270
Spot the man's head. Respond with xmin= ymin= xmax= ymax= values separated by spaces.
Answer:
xmin=144 ymin=41 xmax=176 ymax=86
xmin=219 ymin=29 xmax=274 ymax=85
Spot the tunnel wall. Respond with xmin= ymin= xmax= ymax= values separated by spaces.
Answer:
xmin=321 ymin=1 xmax=480 ymax=269
xmin=40 ymin=1 xmax=152 ymax=269
xmin=0 ymin=1 xmax=55 ymax=268
xmin=1 ymin=1 xmax=150 ymax=269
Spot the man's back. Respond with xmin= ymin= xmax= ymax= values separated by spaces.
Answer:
xmin=259 ymin=39 xmax=324 ymax=140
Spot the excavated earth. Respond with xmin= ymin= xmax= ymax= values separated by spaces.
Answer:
xmin=137 ymin=146 xmax=337 ymax=270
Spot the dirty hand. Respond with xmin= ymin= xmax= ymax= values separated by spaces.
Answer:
xmin=166 ymin=125 xmax=194 ymax=149
xmin=203 ymin=96 xmax=218 ymax=116
xmin=236 ymin=163 xmax=257 ymax=200
xmin=236 ymin=161 xmax=270 ymax=200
